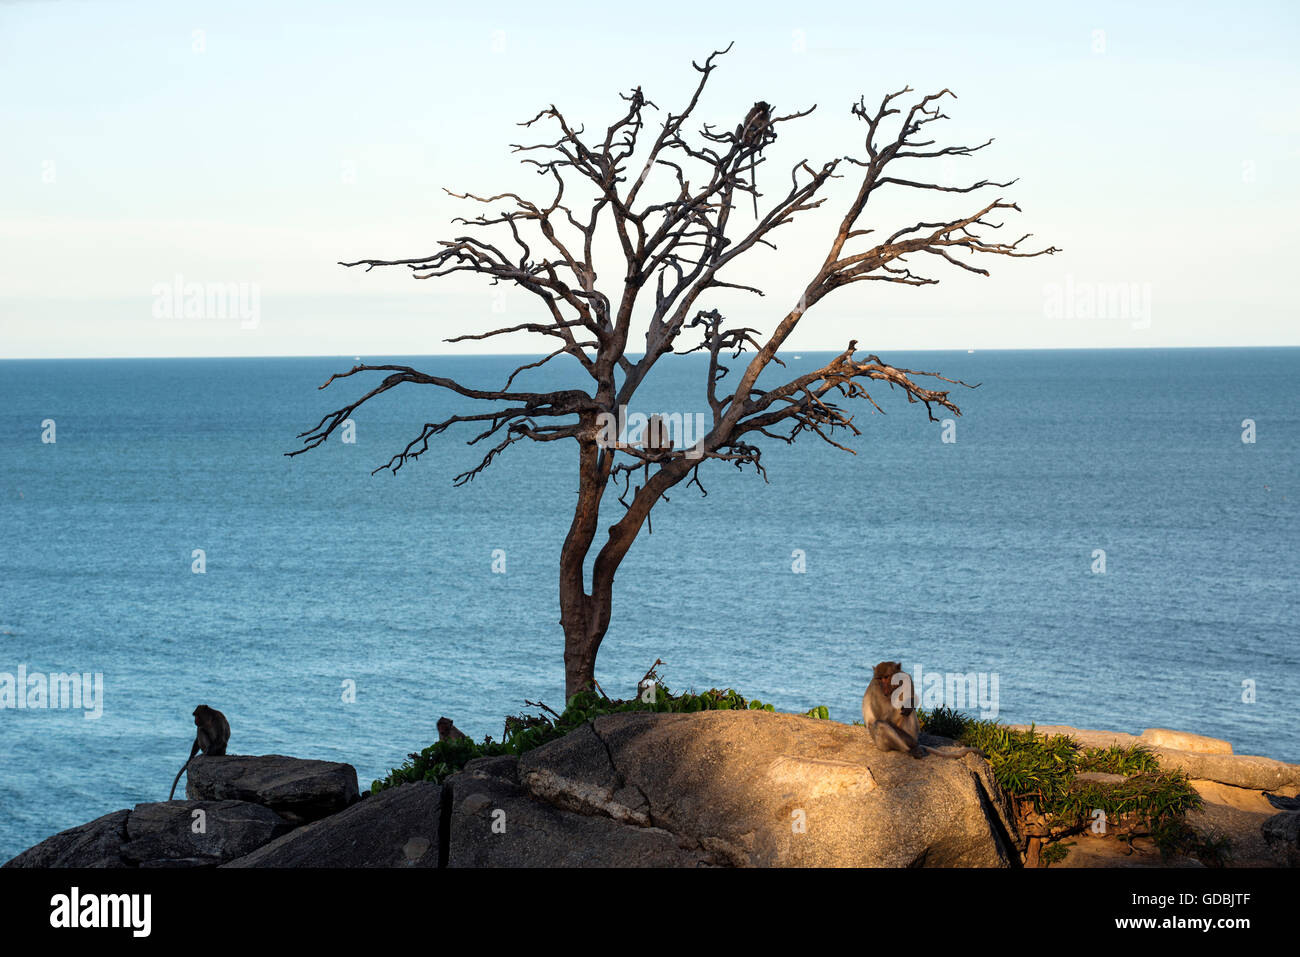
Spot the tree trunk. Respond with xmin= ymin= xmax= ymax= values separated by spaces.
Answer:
xmin=559 ymin=430 xmax=607 ymax=698
xmin=561 ymin=611 xmax=601 ymax=699
xmin=558 ymin=450 xmax=693 ymax=698
xmin=559 ymin=532 xmax=601 ymax=699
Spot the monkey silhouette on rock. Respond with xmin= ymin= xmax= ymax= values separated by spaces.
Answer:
xmin=862 ymin=662 xmax=983 ymax=760
xmin=168 ymin=704 xmax=230 ymax=800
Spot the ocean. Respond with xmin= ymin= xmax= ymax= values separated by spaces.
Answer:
xmin=0 ymin=348 xmax=1296 ymax=861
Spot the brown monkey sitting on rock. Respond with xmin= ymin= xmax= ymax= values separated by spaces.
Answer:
xmin=862 ymin=662 xmax=983 ymax=760
xmin=437 ymin=716 xmax=468 ymax=742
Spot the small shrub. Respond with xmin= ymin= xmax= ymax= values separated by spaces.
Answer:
xmin=918 ymin=706 xmax=969 ymax=739
xmin=1041 ymin=841 xmax=1072 ymax=866
xmin=1078 ymin=743 xmax=1161 ymax=775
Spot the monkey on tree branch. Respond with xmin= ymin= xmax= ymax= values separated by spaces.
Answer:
xmin=287 ymin=43 xmax=1058 ymax=698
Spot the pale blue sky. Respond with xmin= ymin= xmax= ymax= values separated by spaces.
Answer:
xmin=1 ymin=0 xmax=1297 ymax=357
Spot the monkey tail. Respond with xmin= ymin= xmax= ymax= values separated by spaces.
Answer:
xmin=922 ymin=745 xmax=985 ymax=760
xmin=168 ymin=758 xmax=192 ymax=801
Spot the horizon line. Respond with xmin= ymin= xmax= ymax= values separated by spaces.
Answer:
xmin=2 ymin=343 xmax=1299 ymax=361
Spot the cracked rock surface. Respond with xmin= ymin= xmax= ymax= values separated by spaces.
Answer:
xmin=225 ymin=782 xmax=441 ymax=867
xmin=185 ymin=754 xmax=360 ymax=825
xmin=5 ymin=801 xmax=290 ymax=868
xmin=463 ymin=710 xmax=1021 ymax=867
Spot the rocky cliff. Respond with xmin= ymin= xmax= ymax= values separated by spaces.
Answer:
xmin=6 ymin=712 xmax=1298 ymax=868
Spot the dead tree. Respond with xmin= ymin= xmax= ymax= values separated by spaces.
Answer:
xmin=288 ymin=45 xmax=1058 ymax=698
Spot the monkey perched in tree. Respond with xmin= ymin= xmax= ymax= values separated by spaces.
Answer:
xmin=736 ymin=100 xmax=773 ymax=216
xmin=634 ymin=415 xmax=674 ymax=534
xmin=642 ymin=414 xmax=673 ymax=454
xmin=862 ymin=662 xmax=983 ymax=760
xmin=437 ymin=716 xmax=468 ymax=742
xmin=168 ymin=704 xmax=230 ymax=800
xmin=737 ymin=101 xmax=772 ymax=149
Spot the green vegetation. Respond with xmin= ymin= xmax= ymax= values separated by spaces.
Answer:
xmin=372 ymin=679 xmax=826 ymax=793
xmin=1040 ymin=841 xmax=1072 ymax=866
xmin=916 ymin=706 xmax=967 ymax=739
xmin=918 ymin=708 xmax=1205 ymax=861
xmin=1077 ymin=743 xmax=1162 ymax=775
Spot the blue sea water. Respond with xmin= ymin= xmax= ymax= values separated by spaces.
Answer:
xmin=0 ymin=348 xmax=1297 ymax=862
